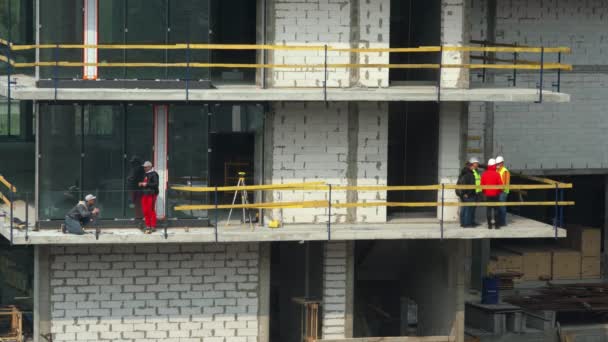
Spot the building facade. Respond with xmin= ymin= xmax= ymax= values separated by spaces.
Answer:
xmin=0 ymin=1 xmax=580 ymax=342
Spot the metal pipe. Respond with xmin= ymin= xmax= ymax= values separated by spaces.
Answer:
xmin=53 ymin=44 xmax=59 ymax=101
xmin=440 ymin=183 xmax=445 ymax=239
xmin=554 ymin=183 xmax=559 ymax=239
xmin=557 ymin=52 xmax=562 ymax=92
xmin=164 ymin=188 xmax=168 ymax=239
xmin=214 ymin=186 xmax=218 ymax=242
xmin=324 ymin=44 xmax=328 ymax=102
xmin=186 ymin=42 xmax=190 ymax=101
xmin=536 ymin=46 xmax=545 ymax=103
xmin=7 ymin=0 xmax=12 ymax=136
xmin=327 ymin=184 xmax=332 ymax=240
xmin=559 ymin=188 xmax=565 ymax=228
xmin=437 ymin=45 xmax=443 ymax=102
xmin=25 ymin=192 xmax=29 ymax=241
xmin=9 ymin=189 xmax=13 ymax=244
xmin=512 ymin=51 xmax=518 ymax=87
xmin=261 ymin=0 xmax=267 ymax=89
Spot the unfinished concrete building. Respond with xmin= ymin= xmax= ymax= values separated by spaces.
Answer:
xmin=2 ymin=0 xmax=603 ymax=342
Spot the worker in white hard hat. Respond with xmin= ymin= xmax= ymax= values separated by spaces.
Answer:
xmin=62 ymin=194 xmax=100 ymax=235
xmin=481 ymin=159 xmax=504 ymax=229
xmin=456 ymin=157 xmax=481 ymax=227
xmin=496 ymin=156 xmax=510 ymax=226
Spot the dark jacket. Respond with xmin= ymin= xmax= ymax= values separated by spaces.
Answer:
xmin=481 ymin=165 xmax=503 ymax=197
xmin=456 ymin=166 xmax=476 ymax=199
xmin=142 ymin=170 xmax=160 ymax=195
xmin=66 ymin=201 xmax=95 ymax=221
xmin=127 ymin=159 xmax=145 ymax=191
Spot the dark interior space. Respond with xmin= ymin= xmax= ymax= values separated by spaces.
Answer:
xmin=513 ymin=174 xmax=605 ymax=250
xmin=0 ymin=237 xmax=33 ymax=340
xmin=354 ymin=240 xmax=459 ymax=338
xmin=209 ymin=132 xmax=255 ymax=204
xmin=387 ymin=102 xmax=439 ymax=217
xmin=270 ymin=242 xmax=324 ymax=342
xmin=210 ymin=0 xmax=257 ymax=84
xmin=390 ymin=0 xmax=441 ymax=83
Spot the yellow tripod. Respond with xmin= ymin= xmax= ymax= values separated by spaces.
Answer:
xmin=227 ymin=172 xmax=254 ymax=229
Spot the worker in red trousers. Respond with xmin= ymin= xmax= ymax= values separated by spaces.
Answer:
xmin=139 ymin=161 xmax=159 ymax=234
xmin=481 ymin=158 xmax=503 ymax=230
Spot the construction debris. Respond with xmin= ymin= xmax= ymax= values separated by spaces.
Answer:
xmin=505 ymin=283 xmax=608 ymax=314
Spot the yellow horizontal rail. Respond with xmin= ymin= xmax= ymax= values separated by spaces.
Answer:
xmin=175 ymin=200 xmax=329 ymax=211
xmin=5 ymin=42 xmax=571 ymax=54
xmin=0 ymin=192 xmax=11 ymax=206
xmin=0 ymin=176 xmax=16 ymax=192
xmin=173 ymin=182 xmax=572 ymax=192
xmin=4 ymin=60 xmax=572 ymax=71
xmin=174 ymin=200 xmax=575 ymax=211
xmin=172 ymin=182 xmax=326 ymax=193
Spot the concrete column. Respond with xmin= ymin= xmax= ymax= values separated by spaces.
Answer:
xmin=437 ymin=102 xmax=467 ymax=221
xmin=258 ymin=242 xmax=271 ymax=342
xmin=153 ymin=105 xmax=168 ymax=218
xmin=441 ymin=0 xmax=470 ymax=88
xmin=322 ymin=241 xmax=349 ymax=339
xmin=83 ymin=0 xmax=98 ymax=80
xmin=33 ymin=246 xmax=51 ymax=342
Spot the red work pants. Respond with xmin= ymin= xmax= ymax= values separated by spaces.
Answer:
xmin=141 ymin=194 xmax=157 ymax=228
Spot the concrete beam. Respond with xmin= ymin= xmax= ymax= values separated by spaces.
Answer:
xmin=0 ymin=77 xmax=570 ymax=103
xmin=1 ymin=215 xmax=567 ymax=245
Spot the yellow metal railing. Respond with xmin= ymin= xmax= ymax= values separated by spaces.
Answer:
xmin=0 ymin=40 xmax=572 ymax=71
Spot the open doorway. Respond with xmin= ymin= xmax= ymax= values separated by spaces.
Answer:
xmin=390 ymin=0 xmax=441 ymax=84
xmin=387 ymin=103 xmax=439 ymax=220
xmin=209 ymin=132 xmax=255 ymax=204
xmin=210 ymin=0 xmax=257 ymax=84
xmin=270 ymin=242 xmax=324 ymax=342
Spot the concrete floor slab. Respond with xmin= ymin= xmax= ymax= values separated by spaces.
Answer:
xmin=0 ymin=214 xmax=565 ymax=245
xmin=1 ymin=75 xmax=570 ymax=103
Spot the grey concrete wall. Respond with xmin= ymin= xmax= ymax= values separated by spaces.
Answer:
xmin=468 ymin=0 xmax=608 ymax=171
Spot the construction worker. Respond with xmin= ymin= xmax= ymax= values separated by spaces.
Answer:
xmin=139 ymin=161 xmax=159 ymax=234
xmin=496 ymin=156 xmax=510 ymax=227
xmin=481 ymin=158 xmax=503 ymax=229
xmin=457 ymin=157 xmax=480 ymax=228
xmin=62 ymin=194 xmax=100 ymax=235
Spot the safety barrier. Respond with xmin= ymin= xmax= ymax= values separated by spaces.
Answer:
xmin=0 ymin=175 xmax=22 ymax=244
xmin=0 ymin=38 xmax=572 ymax=102
xmin=171 ymin=179 xmax=574 ymax=240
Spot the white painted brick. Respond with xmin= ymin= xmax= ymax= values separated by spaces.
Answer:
xmin=50 ymin=243 xmax=260 ymax=342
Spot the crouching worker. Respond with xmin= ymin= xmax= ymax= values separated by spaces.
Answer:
xmin=62 ymin=194 xmax=100 ymax=235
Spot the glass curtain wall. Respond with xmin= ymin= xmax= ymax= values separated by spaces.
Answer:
xmin=167 ymin=105 xmax=209 ymax=219
xmin=39 ymin=0 xmax=83 ymax=79
xmin=98 ymin=0 xmax=211 ymax=80
xmin=39 ymin=103 xmax=153 ymax=220
xmin=0 ymin=0 xmax=35 ymax=76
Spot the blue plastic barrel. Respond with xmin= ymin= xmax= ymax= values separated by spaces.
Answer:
xmin=481 ymin=277 xmax=499 ymax=304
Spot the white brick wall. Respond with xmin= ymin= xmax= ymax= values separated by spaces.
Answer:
xmin=49 ymin=244 xmax=259 ymax=342
xmin=357 ymin=0 xmax=390 ymax=87
xmin=270 ymin=102 xmax=388 ymax=224
xmin=272 ymin=0 xmax=351 ymax=87
xmin=442 ymin=0 xmax=470 ymax=88
xmin=356 ymin=103 xmax=388 ymax=222
xmin=322 ymin=241 xmax=347 ymax=339
xmin=271 ymin=0 xmax=390 ymax=88
xmin=272 ymin=102 xmax=350 ymax=223
xmin=468 ymin=0 xmax=608 ymax=171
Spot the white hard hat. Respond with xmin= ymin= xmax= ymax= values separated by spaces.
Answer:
xmin=85 ymin=194 xmax=96 ymax=201
xmin=143 ymin=161 xmax=153 ymax=168
xmin=468 ymin=157 xmax=480 ymax=164
xmin=488 ymin=158 xmax=497 ymax=166
xmin=496 ymin=156 xmax=505 ymax=164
